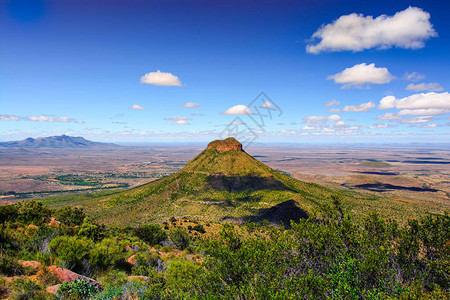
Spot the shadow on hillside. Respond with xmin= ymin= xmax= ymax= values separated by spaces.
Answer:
xmin=243 ymin=200 xmax=308 ymax=229
xmin=207 ymin=175 xmax=292 ymax=192
xmin=352 ymin=183 xmax=438 ymax=192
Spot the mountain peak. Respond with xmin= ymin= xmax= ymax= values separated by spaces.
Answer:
xmin=207 ymin=137 xmax=242 ymax=153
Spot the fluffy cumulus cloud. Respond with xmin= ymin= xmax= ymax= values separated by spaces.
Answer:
xmin=342 ymin=101 xmax=376 ymax=112
xmin=306 ymin=7 xmax=437 ymax=54
xmin=222 ymin=105 xmax=253 ymax=115
xmin=140 ymin=70 xmax=182 ymax=86
xmin=26 ymin=115 xmax=83 ymax=123
xmin=327 ymin=114 xmax=341 ymax=121
xmin=164 ymin=117 xmax=192 ymax=125
xmin=378 ymin=96 xmax=397 ymax=109
xmin=328 ymin=63 xmax=394 ymax=88
xmin=131 ymin=104 xmax=145 ymax=110
xmin=0 ymin=114 xmax=21 ymax=121
xmin=406 ymin=83 xmax=444 ymax=92
xmin=378 ymin=92 xmax=450 ymax=115
xmin=182 ymin=102 xmax=199 ymax=108
xmin=324 ymin=99 xmax=340 ymax=106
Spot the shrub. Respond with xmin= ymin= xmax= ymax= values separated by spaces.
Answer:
xmin=134 ymin=224 xmax=167 ymax=245
xmin=76 ymin=218 xmax=103 ymax=241
xmin=48 ymin=236 xmax=93 ymax=273
xmin=9 ymin=278 xmax=48 ymax=300
xmin=56 ymin=279 xmax=99 ymax=300
xmin=169 ymin=228 xmax=190 ymax=250
xmin=55 ymin=207 xmax=86 ymax=227
xmin=89 ymin=238 xmax=131 ymax=272
xmin=16 ymin=201 xmax=52 ymax=225
xmin=0 ymin=254 xmax=23 ymax=276
xmin=192 ymin=224 xmax=205 ymax=234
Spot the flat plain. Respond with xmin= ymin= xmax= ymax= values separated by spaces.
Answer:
xmin=1 ymin=143 xmax=449 ymax=221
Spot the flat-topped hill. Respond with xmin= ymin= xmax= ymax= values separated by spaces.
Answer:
xmin=41 ymin=138 xmax=336 ymax=226
xmin=206 ymin=137 xmax=243 ymax=153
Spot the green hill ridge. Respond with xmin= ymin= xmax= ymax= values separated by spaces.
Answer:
xmin=56 ymin=137 xmax=334 ymax=226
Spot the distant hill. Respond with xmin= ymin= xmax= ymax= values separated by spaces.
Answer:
xmin=0 ymin=135 xmax=118 ymax=148
xmin=44 ymin=137 xmax=336 ymax=226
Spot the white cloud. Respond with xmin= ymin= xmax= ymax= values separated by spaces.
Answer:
xmin=398 ymin=108 xmax=450 ymax=116
xmin=261 ymin=101 xmax=276 ymax=108
xmin=404 ymin=72 xmax=425 ymax=81
xmin=370 ymin=122 xmax=398 ymax=129
xmin=222 ymin=105 xmax=253 ymax=115
xmin=302 ymin=125 xmax=316 ymax=130
xmin=377 ymin=113 xmax=401 ymax=120
xmin=406 ymin=83 xmax=444 ymax=92
xmin=26 ymin=115 xmax=83 ymax=123
xmin=231 ymin=121 xmax=245 ymax=125
xmin=327 ymin=114 xmax=341 ymax=121
xmin=324 ymin=99 xmax=340 ymax=106
xmin=306 ymin=7 xmax=437 ymax=54
xmin=182 ymin=102 xmax=199 ymax=108
xmin=378 ymin=92 xmax=450 ymax=116
xmin=378 ymin=95 xmax=397 ymax=109
xmin=131 ymin=104 xmax=145 ymax=110
xmin=303 ymin=116 xmax=326 ymax=123
xmin=0 ymin=114 xmax=21 ymax=121
xmin=400 ymin=116 xmax=434 ymax=124
xmin=326 ymin=108 xmax=340 ymax=113
xmin=335 ymin=121 xmax=346 ymax=126
xmin=164 ymin=117 xmax=192 ymax=125
xmin=140 ymin=70 xmax=182 ymax=86
xmin=342 ymin=101 xmax=376 ymax=112
xmin=328 ymin=63 xmax=393 ymax=88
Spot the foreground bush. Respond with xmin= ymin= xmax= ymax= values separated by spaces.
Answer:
xmin=56 ymin=279 xmax=99 ymax=300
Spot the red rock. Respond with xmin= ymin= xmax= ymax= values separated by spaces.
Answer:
xmin=46 ymin=284 xmax=61 ymax=294
xmin=127 ymin=254 xmax=137 ymax=266
xmin=18 ymin=260 xmax=41 ymax=271
xmin=207 ymin=137 xmax=242 ymax=153
xmin=46 ymin=266 xmax=101 ymax=288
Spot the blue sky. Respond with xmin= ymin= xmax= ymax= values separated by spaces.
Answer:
xmin=1 ymin=0 xmax=449 ymax=144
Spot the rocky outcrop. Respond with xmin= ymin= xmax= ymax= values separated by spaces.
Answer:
xmin=18 ymin=260 xmax=41 ymax=271
xmin=46 ymin=284 xmax=61 ymax=295
xmin=207 ymin=137 xmax=242 ymax=153
xmin=46 ymin=266 xmax=101 ymax=288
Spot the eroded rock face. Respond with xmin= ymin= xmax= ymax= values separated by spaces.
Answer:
xmin=207 ymin=137 xmax=243 ymax=153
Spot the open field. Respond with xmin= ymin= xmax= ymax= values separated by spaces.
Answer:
xmin=0 ymin=143 xmax=449 ymax=221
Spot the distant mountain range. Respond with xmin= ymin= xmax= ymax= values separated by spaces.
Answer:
xmin=0 ymin=135 xmax=118 ymax=148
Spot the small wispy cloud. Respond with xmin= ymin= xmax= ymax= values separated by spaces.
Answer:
xmin=324 ymin=99 xmax=340 ymax=106
xmin=164 ymin=116 xmax=192 ymax=125
xmin=342 ymin=101 xmax=376 ymax=112
xmin=27 ymin=115 xmax=84 ymax=123
xmin=404 ymin=72 xmax=425 ymax=82
xmin=182 ymin=102 xmax=199 ymax=108
xmin=0 ymin=114 xmax=21 ymax=121
xmin=131 ymin=104 xmax=145 ymax=110
xmin=406 ymin=82 xmax=444 ymax=92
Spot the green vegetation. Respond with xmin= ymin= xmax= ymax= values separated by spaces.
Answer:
xmin=0 ymin=200 xmax=448 ymax=299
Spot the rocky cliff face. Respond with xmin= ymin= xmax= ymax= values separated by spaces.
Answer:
xmin=206 ymin=137 xmax=243 ymax=153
